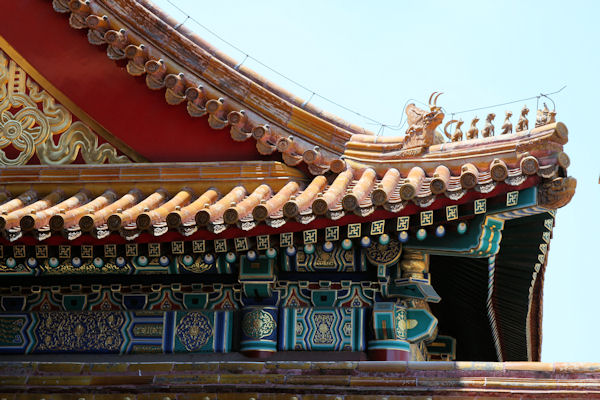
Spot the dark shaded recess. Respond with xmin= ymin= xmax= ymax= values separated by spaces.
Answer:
xmin=430 ymin=212 xmax=551 ymax=362
xmin=430 ymin=255 xmax=496 ymax=361
xmin=278 ymin=271 xmax=378 ymax=283
xmin=492 ymin=212 xmax=550 ymax=361
xmin=4 ymin=270 xmax=378 ymax=289
xmin=2 ymin=273 xmax=238 ymax=287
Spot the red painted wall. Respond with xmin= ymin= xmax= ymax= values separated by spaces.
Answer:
xmin=0 ymin=1 xmax=269 ymax=162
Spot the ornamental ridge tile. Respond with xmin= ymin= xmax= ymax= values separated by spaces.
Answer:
xmin=45 ymin=0 xmax=573 ymax=177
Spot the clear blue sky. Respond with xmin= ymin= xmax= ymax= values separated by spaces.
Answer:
xmin=153 ymin=0 xmax=599 ymax=362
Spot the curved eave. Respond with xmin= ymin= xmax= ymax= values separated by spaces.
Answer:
xmin=50 ymin=0 xmax=371 ymax=174
xmin=345 ymin=122 xmax=569 ymax=175
xmin=38 ymin=1 xmax=572 ymax=180
xmin=489 ymin=212 xmax=554 ymax=361
xmin=0 ymin=161 xmax=542 ymax=243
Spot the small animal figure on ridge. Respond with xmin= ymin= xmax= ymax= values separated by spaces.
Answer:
xmin=516 ymin=105 xmax=529 ymax=132
xmin=535 ymin=102 xmax=557 ymax=127
xmin=481 ymin=113 xmax=495 ymax=137
xmin=443 ymin=119 xmax=464 ymax=142
xmin=536 ymin=103 xmax=550 ymax=127
xmin=466 ymin=116 xmax=479 ymax=139
xmin=501 ymin=111 xmax=513 ymax=135
xmin=547 ymin=109 xmax=557 ymax=124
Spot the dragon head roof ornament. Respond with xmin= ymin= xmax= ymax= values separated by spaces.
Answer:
xmin=403 ymin=92 xmax=445 ymax=151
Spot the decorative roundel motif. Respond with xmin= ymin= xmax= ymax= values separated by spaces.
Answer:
xmin=203 ymin=253 xmax=215 ymax=264
xmin=242 ymin=308 xmax=276 ymax=339
xmin=435 ymin=225 xmax=446 ymax=237
xmin=225 ymin=252 xmax=236 ymax=263
xmin=159 ymin=256 xmax=170 ymax=266
xmin=6 ymin=257 xmax=16 ymax=269
xmin=360 ymin=236 xmax=371 ymax=248
xmin=398 ymin=231 xmax=409 ymax=243
xmin=71 ymin=257 xmax=82 ymax=268
xmin=457 ymin=222 xmax=468 ymax=234
xmin=416 ymin=228 xmax=427 ymax=241
xmin=322 ymin=241 xmax=334 ymax=253
xmin=182 ymin=255 xmax=194 ymax=266
xmin=115 ymin=256 xmax=127 ymax=268
xmin=48 ymin=257 xmax=59 ymax=268
xmin=266 ymin=248 xmax=277 ymax=259
xmin=378 ymin=234 xmax=390 ymax=245
xmin=246 ymin=250 xmax=257 ymax=261
xmin=303 ymin=244 xmax=315 ymax=254
xmin=26 ymin=257 xmax=37 ymax=268
xmin=93 ymin=257 xmax=104 ymax=268
xmin=285 ymin=246 xmax=296 ymax=257
xmin=175 ymin=312 xmax=213 ymax=351
xmin=136 ymin=256 xmax=149 ymax=266
xmin=365 ymin=238 xmax=402 ymax=267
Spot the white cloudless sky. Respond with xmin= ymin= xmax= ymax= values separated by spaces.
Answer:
xmin=153 ymin=0 xmax=600 ymax=362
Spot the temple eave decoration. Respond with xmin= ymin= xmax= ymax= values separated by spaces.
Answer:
xmin=0 ymin=0 xmax=577 ymax=373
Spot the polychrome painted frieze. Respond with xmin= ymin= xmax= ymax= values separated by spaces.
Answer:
xmin=0 ymin=310 xmax=232 ymax=354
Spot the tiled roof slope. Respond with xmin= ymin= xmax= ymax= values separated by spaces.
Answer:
xmin=0 ymin=154 xmax=567 ymax=242
xmin=49 ymin=0 xmax=574 ymax=182
xmin=0 ymin=1 xmax=573 ymax=244
xmin=51 ymin=0 xmax=371 ymax=174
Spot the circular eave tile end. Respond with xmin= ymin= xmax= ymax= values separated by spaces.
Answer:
xmin=166 ymin=211 xmax=182 ymax=229
xmin=107 ymin=214 xmax=123 ymax=231
xmin=283 ymin=201 xmax=299 ymax=218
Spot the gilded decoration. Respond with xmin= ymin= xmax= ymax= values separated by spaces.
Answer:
xmin=175 ymin=312 xmax=213 ymax=351
xmin=295 ymin=321 xmax=304 ymax=336
xmin=397 ymin=216 xmax=410 ymax=231
xmin=177 ymin=255 xmax=212 ymax=274
xmin=395 ymin=308 xmax=408 ymax=339
xmin=342 ymin=321 xmax=352 ymax=337
xmin=0 ymin=50 xmax=130 ymax=165
xmin=34 ymin=311 xmax=124 ymax=352
xmin=538 ymin=177 xmax=577 ymax=209
xmin=132 ymin=323 xmax=163 ymax=338
xmin=0 ymin=259 xmax=29 ymax=274
xmin=365 ymin=238 xmax=402 ymax=266
xmin=40 ymin=258 xmax=124 ymax=275
xmin=312 ymin=313 xmax=335 ymax=345
xmin=400 ymin=250 xmax=429 ymax=279
xmin=295 ymin=246 xmax=355 ymax=272
xmin=0 ymin=316 xmax=25 ymax=346
xmin=242 ymin=309 xmax=276 ymax=339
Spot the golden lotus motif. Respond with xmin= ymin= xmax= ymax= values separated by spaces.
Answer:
xmin=0 ymin=50 xmax=130 ymax=165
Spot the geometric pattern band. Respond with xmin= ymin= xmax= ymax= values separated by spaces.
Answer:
xmin=0 ymin=310 xmax=232 ymax=354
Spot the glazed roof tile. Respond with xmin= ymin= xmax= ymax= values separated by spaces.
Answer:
xmin=47 ymin=0 xmax=574 ymax=181
xmin=51 ymin=0 xmax=368 ymax=172
xmin=0 ymin=155 xmax=559 ymax=242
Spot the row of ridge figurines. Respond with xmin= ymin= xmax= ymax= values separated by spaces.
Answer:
xmin=427 ymin=93 xmax=557 ymax=142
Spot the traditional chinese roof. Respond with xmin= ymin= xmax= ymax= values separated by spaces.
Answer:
xmin=0 ymin=0 xmax=577 ymax=364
